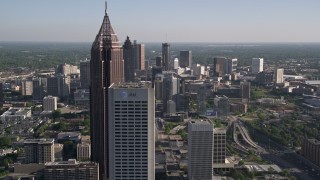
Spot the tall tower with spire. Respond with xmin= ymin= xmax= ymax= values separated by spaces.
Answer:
xmin=90 ymin=2 xmax=124 ymax=179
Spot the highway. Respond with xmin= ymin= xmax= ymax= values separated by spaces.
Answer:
xmin=233 ymin=120 xmax=265 ymax=153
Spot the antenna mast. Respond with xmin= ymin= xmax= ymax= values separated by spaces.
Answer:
xmin=105 ymin=0 xmax=107 ymax=14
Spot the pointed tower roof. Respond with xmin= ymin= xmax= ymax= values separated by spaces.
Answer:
xmin=92 ymin=1 xmax=121 ymax=49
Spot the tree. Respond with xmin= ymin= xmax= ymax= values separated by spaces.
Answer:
xmin=257 ymin=112 xmax=266 ymax=121
xmin=52 ymin=109 xmax=61 ymax=120
xmin=0 ymin=137 xmax=11 ymax=148
xmin=164 ymin=122 xmax=175 ymax=134
xmin=63 ymin=140 xmax=76 ymax=160
xmin=53 ymin=121 xmax=67 ymax=131
xmin=177 ymin=129 xmax=187 ymax=140
xmin=238 ymin=160 xmax=244 ymax=166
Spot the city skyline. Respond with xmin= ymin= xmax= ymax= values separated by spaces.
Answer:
xmin=1 ymin=0 xmax=320 ymax=43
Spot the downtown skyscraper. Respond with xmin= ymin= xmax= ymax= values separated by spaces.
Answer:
xmin=108 ymin=82 xmax=155 ymax=180
xmin=123 ymin=37 xmax=145 ymax=82
xmin=90 ymin=4 xmax=124 ymax=180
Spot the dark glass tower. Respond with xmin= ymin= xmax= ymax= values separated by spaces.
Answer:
xmin=123 ymin=36 xmax=134 ymax=82
xmin=162 ymin=43 xmax=170 ymax=71
xmin=90 ymin=3 xmax=124 ymax=180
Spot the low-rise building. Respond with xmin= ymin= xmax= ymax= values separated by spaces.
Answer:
xmin=77 ymin=142 xmax=91 ymax=161
xmin=0 ymin=107 xmax=32 ymax=122
xmin=24 ymin=139 xmax=54 ymax=164
xmin=44 ymin=159 xmax=99 ymax=180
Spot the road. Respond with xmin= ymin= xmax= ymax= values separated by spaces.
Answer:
xmin=232 ymin=119 xmax=320 ymax=180
xmin=241 ymin=121 xmax=320 ymax=180
xmin=261 ymin=152 xmax=320 ymax=180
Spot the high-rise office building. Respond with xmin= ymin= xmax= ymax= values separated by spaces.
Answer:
xmin=56 ymin=63 xmax=79 ymax=76
xmin=188 ymin=120 xmax=213 ymax=180
xmin=21 ymin=80 xmax=33 ymax=96
xmin=162 ymin=43 xmax=170 ymax=71
xmin=226 ymin=58 xmax=237 ymax=74
xmin=123 ymin=36 xmax=134 ymax=82
xmin=123 ymin=38 xmax=145 ymax=82
xmin=214 ymin=95 xmax=230 ymax=117
xmin=80 ymin=59 xmax=90 ymax=89
xmin=154 ymin=74 xmax=164 ymax=100
xmin=240 ymin=81 xmax=251 ymax=102
xmin=256 ymin=71 xmax=274 ymax=86
xmin=133 ymin=40 xmax=145 ymax=70
xmin=213 ymin=128 xmax=226 ymax=164
xmin=108 ymin=82 xmax=155 ymax=180
xmin=32 ymin=77 xmax=44 ymax=101
xmin=173 ymin=58 xmax=179 ymax=70
xmin=162 ymin=73 xmax=180 ymax=114
xmin=0 ymin=83 xmax=3 ymax=107
xmin=179 ymin=50 xmax=192 ymax=68
xmin=47 ymin=74 xmax=70 ymax=98
xmin=24 ymin=139 xmax=54 ymax=164
xmin=44 ymin=159 xmax=99 ymax=180
xmin=213 ymin=57 xmax=226 ymax=77
xmin=252 ymin=58 xmax=264 ymax=74
xmin=43 ymin=96 xmax=57 ymax=111
xmin=151 ymin=67 xmax=162 ymax=87
xmin=275 ymin=68 xmax=284 ymax=84
xmin=90 ymin=4 xmax=124 ymax=180
xmin=155 ymin=56 xmax=163 ymax=67
xmin=213 ymin=57 xmax=237 ymax=76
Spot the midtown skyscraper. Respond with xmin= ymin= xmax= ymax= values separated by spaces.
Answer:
xmin=123 ymin=37 xmax=145 ymax=82
xmin=90 ymin=4 xmax=124 ymax=180
xmin=123 ymin=36 xmax=134 ymax=82
xmin=162 ymin=43 xmax=170 ymax=70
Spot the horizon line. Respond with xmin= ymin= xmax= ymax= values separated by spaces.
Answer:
xmin=1 ymin=40 xmax=320 ymax=44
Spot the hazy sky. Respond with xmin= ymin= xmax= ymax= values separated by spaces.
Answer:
xmin=1 ymin=0 xmax=320 ymax=43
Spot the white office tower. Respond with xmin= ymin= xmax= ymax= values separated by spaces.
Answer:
xmin=275 ymin=68 xmax=284 ymax=84
xmin=108 ymin=82 xmax=155 ymax=180
xmin=252 ymin=58 xmax=264 ymax=74
xmin=188 ymin=120 xmax=213 ymax=180
xmin=43 ymin=96 xmax=57 ymax=111
xmin=173 ymin=58 xmax=179 ymax=70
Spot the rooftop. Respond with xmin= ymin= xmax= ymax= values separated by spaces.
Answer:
xmin=24 ymin=138 xmax=54 ymax=144
xmin=110 ymin=81 xmax=152 ymax=89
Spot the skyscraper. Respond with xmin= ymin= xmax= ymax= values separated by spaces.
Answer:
xmin=275 ymin=68 xmax=284 ymax=84
xmin=108 ymin=82 xmax=155 ymax=180
xmin=0 ymin=83 xmax=3 ymax=107
xmin=213 ymin=57 xmax=227 ymax=77
xmin=179 ymin=50 xmax=192 ymax=68
xmin=188 ymin=120 xmax=213 ymax=180
xmin=21 ymin=80 xmax=33 ymax=96
xmin=133 ymin=40 xmax=145 ymax=70
xmin=155 ymin=56 xmax=163 ymax=67
xmin=123 ymin=36 xmax=134 ymax=82
xmin=80 ymin=59 xmax=90 ymax=89
xmin=162 ymin=73 xmax=180 ymax=114
xmin=225 ymin=58 xmax=237 ymax=74
xmin=90 ymin=4 xmax=124 ymax=180
xmin=47 ymin=74 xmax=70 ymax=99
xmin=162 ymin=43 xmax=170 ymax=71
xmin=32 ymin=77 xmax=44 ymax=101
xmin=123 ymin=38 xmax=145 ymax=82
xmin=252 ymin=58 xmax=264 ymax=74
xmin=213 ymin=57 xmax=237 ymax=76
xmin=213 ymin=128 xmax=226 ymax=164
